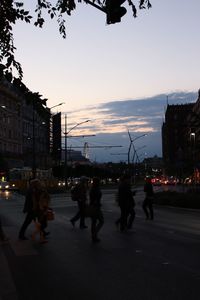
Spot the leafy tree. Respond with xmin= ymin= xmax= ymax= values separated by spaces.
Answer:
xmin=0 ymin=0 xmax=151 ymax=78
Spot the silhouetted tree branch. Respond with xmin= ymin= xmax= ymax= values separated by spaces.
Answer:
xmin=0 ymin=0 xmax=152 ymax=78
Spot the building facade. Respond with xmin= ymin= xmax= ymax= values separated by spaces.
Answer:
xmin=162 ymin=91 xmax=200 ymax=179
xmin=0 ymin=75 xmax=51 ymax=178
xmin=0 ymin=77 xmax=23 ymax=171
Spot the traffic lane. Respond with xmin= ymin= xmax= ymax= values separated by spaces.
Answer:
xmin=4 ymin=208 xmax=200 ymax=300
xmin=101 ymin=195 xmax=200 ymax=238
xmin=1 ymin=196 xmax=200 ymax=300
xmin=1 ymin=190 xmax=200 ymax=240
xmin=41 ymin=192 xmax=200 ymax=246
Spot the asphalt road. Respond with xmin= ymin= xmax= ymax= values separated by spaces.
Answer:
xmin=0 ymin=188 xmax=200 ymax=300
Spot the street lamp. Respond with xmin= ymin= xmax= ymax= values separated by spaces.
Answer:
xmin=64 ymin=117 xmax=91 ymax=188
xmin=127 ymin=131 xmax=147 ymax=165
xmin=66 ymin=119 xmax=91 ymax=135
xmin=190 ymin=132 xmax=196 ymax=184
xmin=50 ymin=102 xmax=65 ymax=110
xmin=132 ymin=145 xmax=146 ymax=163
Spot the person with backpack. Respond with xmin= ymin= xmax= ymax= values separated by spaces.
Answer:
xmin=70 ymin=176 xmax=88 ymax=229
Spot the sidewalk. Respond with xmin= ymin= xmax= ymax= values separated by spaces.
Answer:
xmin=0 ymin=210 xmax=18 ymax=300
xmin=0 ymin=240 xmax=18 ymax=300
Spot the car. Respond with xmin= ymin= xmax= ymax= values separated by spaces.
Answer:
xmin=0 ymin=181 xmax=18 ymax=191
xmin=151 ymin=178 xmax=162 ymax=186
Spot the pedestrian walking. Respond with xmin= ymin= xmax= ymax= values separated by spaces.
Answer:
xmin=18 ymin=178 xmax=41 ymax=240
xmin=89 ymin=177 xmax=104 ymax=243
xmin=31 ymin=188 xmax=50 ymax=244
xmin=116 ymin=174 xmax=136 ymax=231
xmin=0 ymin=217 xmax=8 ymax=242
xmin=142 ymin=177 xmax=154 ymax=220
xmin=70 ymin=176 xmax=88 ymax=229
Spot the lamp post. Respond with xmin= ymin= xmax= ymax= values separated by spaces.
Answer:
xmin=127 ymin=130 xmax=147 ymax=181
xmin=50 ymin=102 xmax=65 ymax=110
xmin=127 ymin=132 xmax=147 ymax=165
xmin=132 ymin=145 xmax=146 ymax=164
xmin=190 ymin=132 xmax=196 ymax=184
xmin=64 ymin=118 xmax=91 ymax=188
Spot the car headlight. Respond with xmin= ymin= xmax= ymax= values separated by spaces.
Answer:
xmin=5 ymin=185 xmax=9 ymax=189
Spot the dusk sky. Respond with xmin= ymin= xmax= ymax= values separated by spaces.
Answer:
xmin=65 ymin=92 xmax=197 ymax=162
xmin=11 ymin=0 xmax=200 ymax=162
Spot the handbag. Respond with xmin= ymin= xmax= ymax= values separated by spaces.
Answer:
xmin=47 ymin=208 xmax=55 ymax=221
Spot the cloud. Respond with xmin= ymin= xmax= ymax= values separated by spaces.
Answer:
xmin=65 ymin=91 xmax=197 ymax=162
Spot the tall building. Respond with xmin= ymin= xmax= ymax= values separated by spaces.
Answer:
xmin=184 ymin=90 xmax=200 ymax=170
xmin=0 ymin=77 xmax=23 ymax=170
xmin=162 ymin=103 xmax=194 ymax=174
xmin=0 ymin=75 xmax=51 ymax=178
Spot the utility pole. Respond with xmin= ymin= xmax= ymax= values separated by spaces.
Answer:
xmin=64 ymin=114 xmax=67 ymax=188
xmin=32 ymin=100 xmax=36 ymax=178
xmin=64 ymin=118 xmax=92 ymax=189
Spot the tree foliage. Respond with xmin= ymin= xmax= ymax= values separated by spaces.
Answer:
xmin=0 ymin=0 xmax=152 ymax=78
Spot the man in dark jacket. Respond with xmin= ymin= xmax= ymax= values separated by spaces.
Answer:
xmin=70 ymin=176 xmax=88 ymax=229
xmin=116 ymin=174 xmax=136 ymax=231
xmin=18 ymin=179 xmax=41 ymax=240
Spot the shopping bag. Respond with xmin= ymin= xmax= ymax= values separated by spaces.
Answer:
xmin=47 ymin=208 xmax=55 ymax=221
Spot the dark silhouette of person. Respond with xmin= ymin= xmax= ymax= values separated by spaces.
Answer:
xmin=31 ymin=188 xmax=50 ymax=243
xmin=70 ymin=176 xmax=88 ymax=229
xmin=142 ymin=177 xmax=154 ymax=220
xmin=116 ymin=174 xmax=136 ymax=231
xmin=89 ymin=177 xmax=104 ymax=243
xmin=18 ymin=178 xmax=42 ymax=240
xmin=0 ymin=217 xmax=8 ymax=242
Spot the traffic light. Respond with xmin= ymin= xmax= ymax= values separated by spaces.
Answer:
xmin=105 ymin=0 xmax=127 ymax=24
